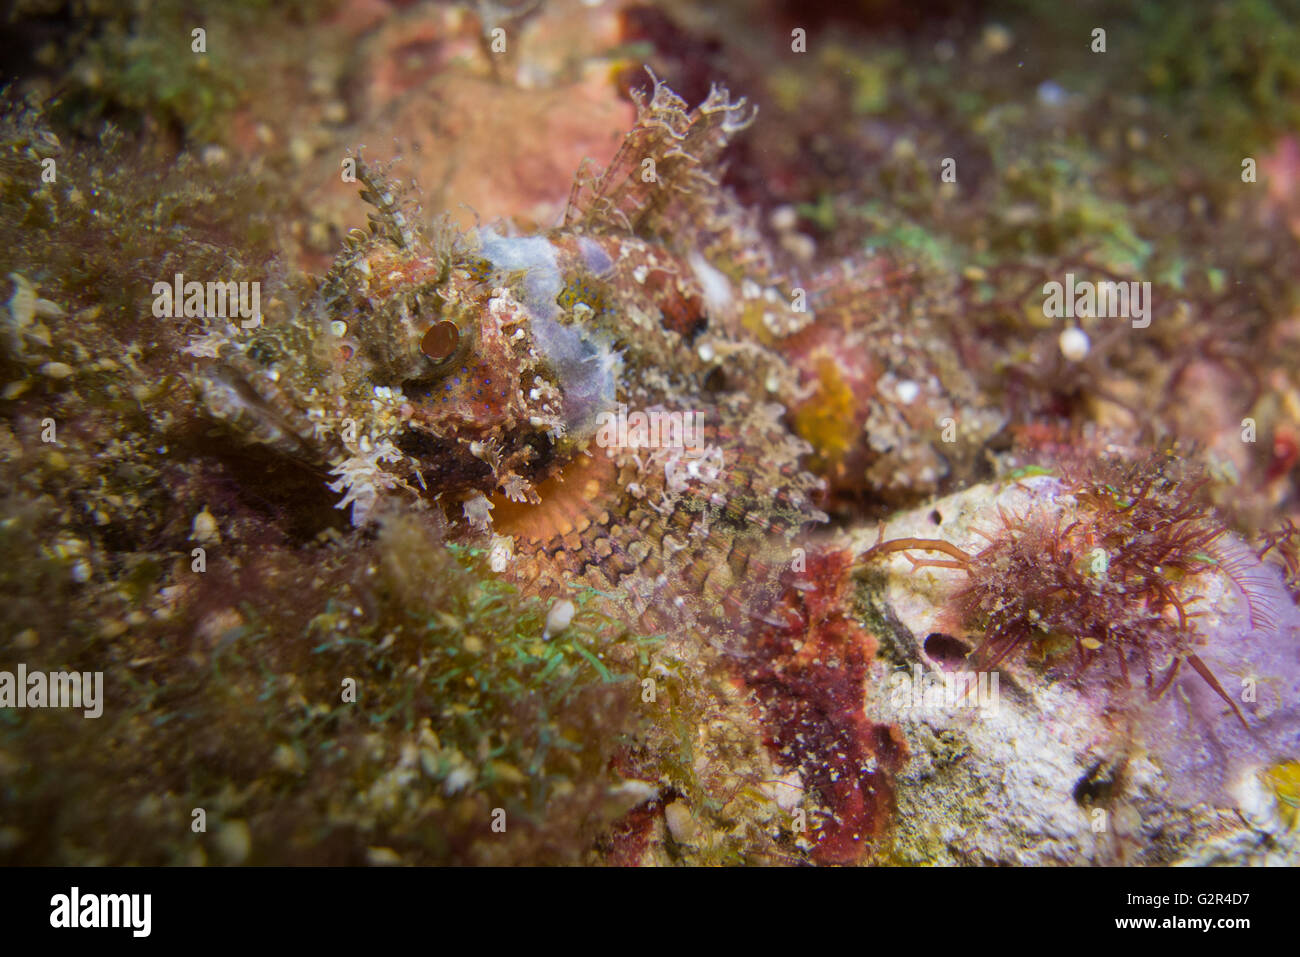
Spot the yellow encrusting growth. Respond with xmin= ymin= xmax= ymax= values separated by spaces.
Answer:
xmin=792 ymin=355 xmax=857 ymax=469
xmin=1264 ymin=760 xmax=1300 ymax=829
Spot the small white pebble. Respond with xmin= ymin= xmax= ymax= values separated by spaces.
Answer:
xmin=982 ymin=23 xmax=1013 ymax=55
xmin=1037 ymin=81 xmax=1067 ymax=107
xmin=288 ymin=137 xmax=314 ymax=166
xmin=215 ymin=820 xmax=251 ymax=864
xmin=488 ymin=535 xmax=513 ymax=573
xmin=781 ymin=232 xmax=817 ymax=264
xmin=366 ymin=846 xmax=402 ymax=866
xmin=895 ymin=380 xmax=921 ymax=405
xmin=191 ymin=507 xmax=221 ymax=544
xmin=34 ymin=298 xmax=65 ymax=319
xmin=664 ymin=800 xmax=698 ymax=845
xmin=1059 ymin=326 xmax=1090 ymax=362
xmin=444 ymin=766 xmax=473 ymax=794
xmin=769 ymin=204 xmax=799 ymax=232
xmin=7 ymin=273 xmax=36 ymax=326
xmin=543 ymin=599 xmax=575 ymax=639
xmin=201 ymin=144 xmax=229 ymax=167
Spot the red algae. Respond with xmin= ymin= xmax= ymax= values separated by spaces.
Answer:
xmin=742 ymin=547 xmax=906 ymax=864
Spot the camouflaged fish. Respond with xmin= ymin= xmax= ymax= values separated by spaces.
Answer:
xmin=188 ymin=79 xmax=838 ymax=632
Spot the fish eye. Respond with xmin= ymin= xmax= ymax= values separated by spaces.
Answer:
xmin=421 ymin=320 xmax=460 ymax=361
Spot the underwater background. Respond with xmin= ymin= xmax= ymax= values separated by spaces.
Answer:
xmin=1 ymin=0 xmax=1300 ymax=865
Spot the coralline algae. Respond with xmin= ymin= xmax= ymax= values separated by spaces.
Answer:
xmin=1140 ymin=547 xmax=1300 ymax=808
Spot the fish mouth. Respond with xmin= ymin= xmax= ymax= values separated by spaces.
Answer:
xmin=396 ymin=419 xmax=564 ymax=498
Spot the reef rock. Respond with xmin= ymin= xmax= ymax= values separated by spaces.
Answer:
xmin=853 ymin=476 xmax=1300 ymax=865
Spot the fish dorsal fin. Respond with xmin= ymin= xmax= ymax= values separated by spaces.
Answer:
xmin=564 ymin=74 xmax=811 ymax=338
xmin=564 ymin=74 xmax=753 ymax=246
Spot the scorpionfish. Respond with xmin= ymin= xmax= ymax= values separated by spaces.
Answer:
xmin=186 ymin=78 xmax=891 ymax=636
